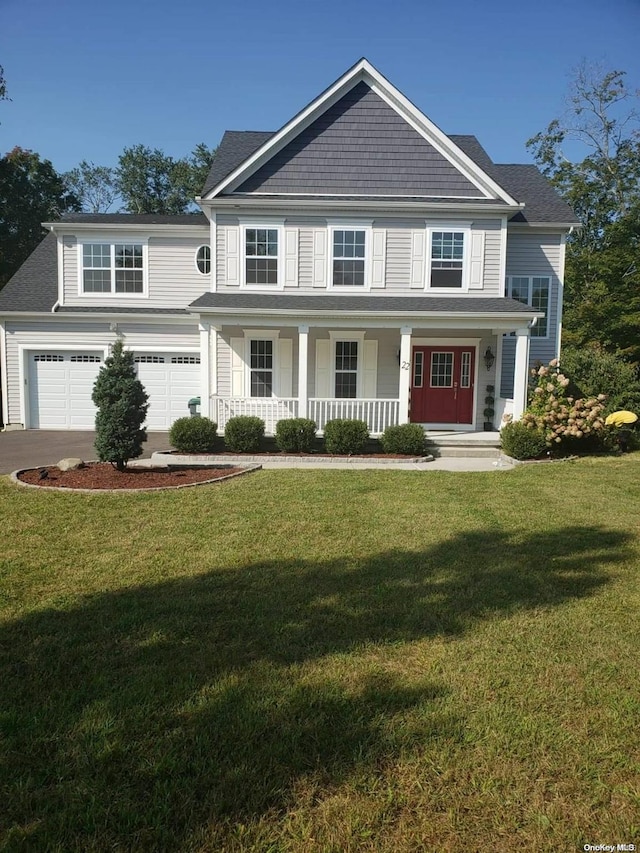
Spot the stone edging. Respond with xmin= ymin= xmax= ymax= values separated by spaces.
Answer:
xmin=9 ymin=464 xmax=262 ymax=493
xmin=152 ymin=451 xmax=434 ymax=466
xmin=501 ymin=454 xmax=578 ymax=466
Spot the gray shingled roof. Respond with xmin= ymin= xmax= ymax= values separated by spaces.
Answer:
xmin=0 ymin=233 xmax=58 ymax=313
xmin=189 ymin=292 xmax=539 ymax=316
xmin=490 ymin=165 xmax=578 ymax=223
xmin=202 ymin=129 xmax=578 ymax=224
xmin=201 ymin=131 xmax=274 ymax=196
xmin=58 ymin=213 xmax=208 ymax=226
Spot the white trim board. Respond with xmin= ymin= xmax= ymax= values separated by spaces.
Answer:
xmin=0 ymin=321 xmax=8 ymax=426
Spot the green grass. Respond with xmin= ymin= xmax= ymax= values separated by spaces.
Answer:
xmin=1 ymin=458 xmax=639 ymax=851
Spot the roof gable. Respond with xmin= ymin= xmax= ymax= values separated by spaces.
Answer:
xmin=233 ymin=82 xmax=483 ymax=198
xmin=203 ymin=59 xmax=518 ymax=205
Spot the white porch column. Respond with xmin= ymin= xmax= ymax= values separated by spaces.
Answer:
xmin=512 ymin=328 xmax=531 ymax=420
xmin=199 ymin=321 xmax=211 ymax=419
xmin=211 ymin=325 xmax=221 ymax=396
xmin=399 ymin=325 xmax=412 ymax=425
xmin=492 ymin=329 xmax=504 ymax=403
xmin=298 ymin=324 xmax=309 ymax=418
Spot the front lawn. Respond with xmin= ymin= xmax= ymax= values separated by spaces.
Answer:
xmin=1 ymin=459 xmax=639 ymax=851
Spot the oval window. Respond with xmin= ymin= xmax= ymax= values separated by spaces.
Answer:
xmin=196 ymin=245 xmax=211 ymax=274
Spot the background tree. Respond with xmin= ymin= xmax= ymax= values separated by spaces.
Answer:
xmin=527 ymin=64 xmax=640 ymax=359
xmin=115 ymin=143 xmax=217 ymax=214
xmin=92 ymin=339 xmax=149 ymax=471
xmin=64 ymin=160 xmax=118 ymax=213
xmin=0 ymin=147 xmax=79 ymax=288
xmin=560 ymin=344 xmax=640 ymax=415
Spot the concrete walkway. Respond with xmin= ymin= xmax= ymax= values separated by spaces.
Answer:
xmin=255 ymin=458 xmax=513 ymax=471
xmin=0 ymin=429 xmax=513 ymax=475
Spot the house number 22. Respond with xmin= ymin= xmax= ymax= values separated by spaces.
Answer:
xmin=401 ymin=360 xmax=411 ymax=370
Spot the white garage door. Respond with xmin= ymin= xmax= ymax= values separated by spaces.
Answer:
xmin=28 ymin=352 xmax=103 ymax=429
xmin=134 ymin=353 xmax=201 ymax=430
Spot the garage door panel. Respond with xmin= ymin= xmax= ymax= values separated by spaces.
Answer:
xmin=28 ymin=349 xmax=200 ymax=431
xmin=29 ymin=352 xmax=102 ymax=429
xmin=134 ymin=353 xmax=200 ymax=430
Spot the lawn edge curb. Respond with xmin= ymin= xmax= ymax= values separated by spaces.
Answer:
xmin=151 ymin=451 xmax=434 ymax=466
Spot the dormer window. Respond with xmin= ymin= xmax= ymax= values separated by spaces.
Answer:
xmin=80 ymin=242 xmax=146 ymax=295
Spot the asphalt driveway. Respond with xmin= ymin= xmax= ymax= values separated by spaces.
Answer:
xmin=0 ymin=431 xmax=171 ymax=475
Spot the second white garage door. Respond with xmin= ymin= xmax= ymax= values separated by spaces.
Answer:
xmin=134 ymin=353 xmax=201 ymax=430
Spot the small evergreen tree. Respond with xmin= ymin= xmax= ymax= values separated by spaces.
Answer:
xmin=92 ymin=339 xmax=149 ymax=471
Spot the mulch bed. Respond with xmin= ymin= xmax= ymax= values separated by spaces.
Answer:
xmin=18 ymin=463 xmax=244 ymax=490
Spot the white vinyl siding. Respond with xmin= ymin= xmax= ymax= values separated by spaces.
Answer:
xmin=213 ymin=218 xmax=501 ymax=294
xmin=501 ymin=231 xmax=562 ymax=397
xmin=63 ymin=234 xmax=210 ymax=308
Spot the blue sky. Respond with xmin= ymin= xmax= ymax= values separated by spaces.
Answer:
xmin=1 ymin=0 xmax=639 ymax=176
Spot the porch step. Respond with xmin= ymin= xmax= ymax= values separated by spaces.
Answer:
xmin=424 ymin=431 xmax=502 ymax=459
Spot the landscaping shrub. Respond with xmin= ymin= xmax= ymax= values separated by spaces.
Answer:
xmin=599 ymin=424 xmax=640 ymax=454
xmin=224 ymin=416 xmax=265 ymax=453
xmin=92 ymin=339 xmax=149 ymax=471
xmin=323 ymin=419 xmax=369 ymax=455
xmin=380 ymin=423 xmax=426 ymax=455
xmin=560 ymin=346 xmax=640 ymax=416
xmin=275 ymin=418 xmax=317 ymax=452
xmin=522 ymin=359 xmax=606 ymax=452
xmin=500 ymin=421 xmax=547 ymax=460
xmin=169 ymin=417 xmax=218 ymax=453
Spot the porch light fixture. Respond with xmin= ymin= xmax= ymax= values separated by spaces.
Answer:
xmin=483 ymin=346 xmax=495 ymax=371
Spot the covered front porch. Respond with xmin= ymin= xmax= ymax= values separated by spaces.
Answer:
xmin=195 ymin=313 xmax=533 ymax=437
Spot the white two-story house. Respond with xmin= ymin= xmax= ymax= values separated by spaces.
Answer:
xmin=0 ymin=59 xmax=578 ymax=435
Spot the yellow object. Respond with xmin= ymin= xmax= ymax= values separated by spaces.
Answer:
xmin=605 ymin=410 xmax=638 ymax=427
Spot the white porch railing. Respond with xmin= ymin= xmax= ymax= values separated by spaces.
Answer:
xmin=213 ymin=397 xmax=299 ymax=435
xmin=308 ymin=398 xmax=400 ymax=436
xmin=212 ymin=397 xmax=401 ymax=436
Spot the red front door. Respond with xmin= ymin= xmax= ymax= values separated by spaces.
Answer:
xmin=410 ymin=346 xmax=475 ymax=424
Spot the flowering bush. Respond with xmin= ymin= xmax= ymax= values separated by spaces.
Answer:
xmin=522 ymin=359 xmax=607 ymax=450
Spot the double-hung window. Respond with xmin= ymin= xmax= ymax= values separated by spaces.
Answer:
xmin=249 ymin=339 xmax=274 ymax=397
xmin=429 ymin=231 xmax=465 ymax=288
xmin=245 ymin=228 xmax=279 ymax=285
xmin=81 ymin=243 xmax=145 ymax=294
xmin=335 ymin=341 xmax=358 ymax=398
xmin=507 ymin=276 xmax=550 ymax=337
xmin=332 ymin=229 xmax=366 ymax=287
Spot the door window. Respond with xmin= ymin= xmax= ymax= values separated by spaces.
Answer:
xmin=430 ymin=352 xmax=454 ymax=387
